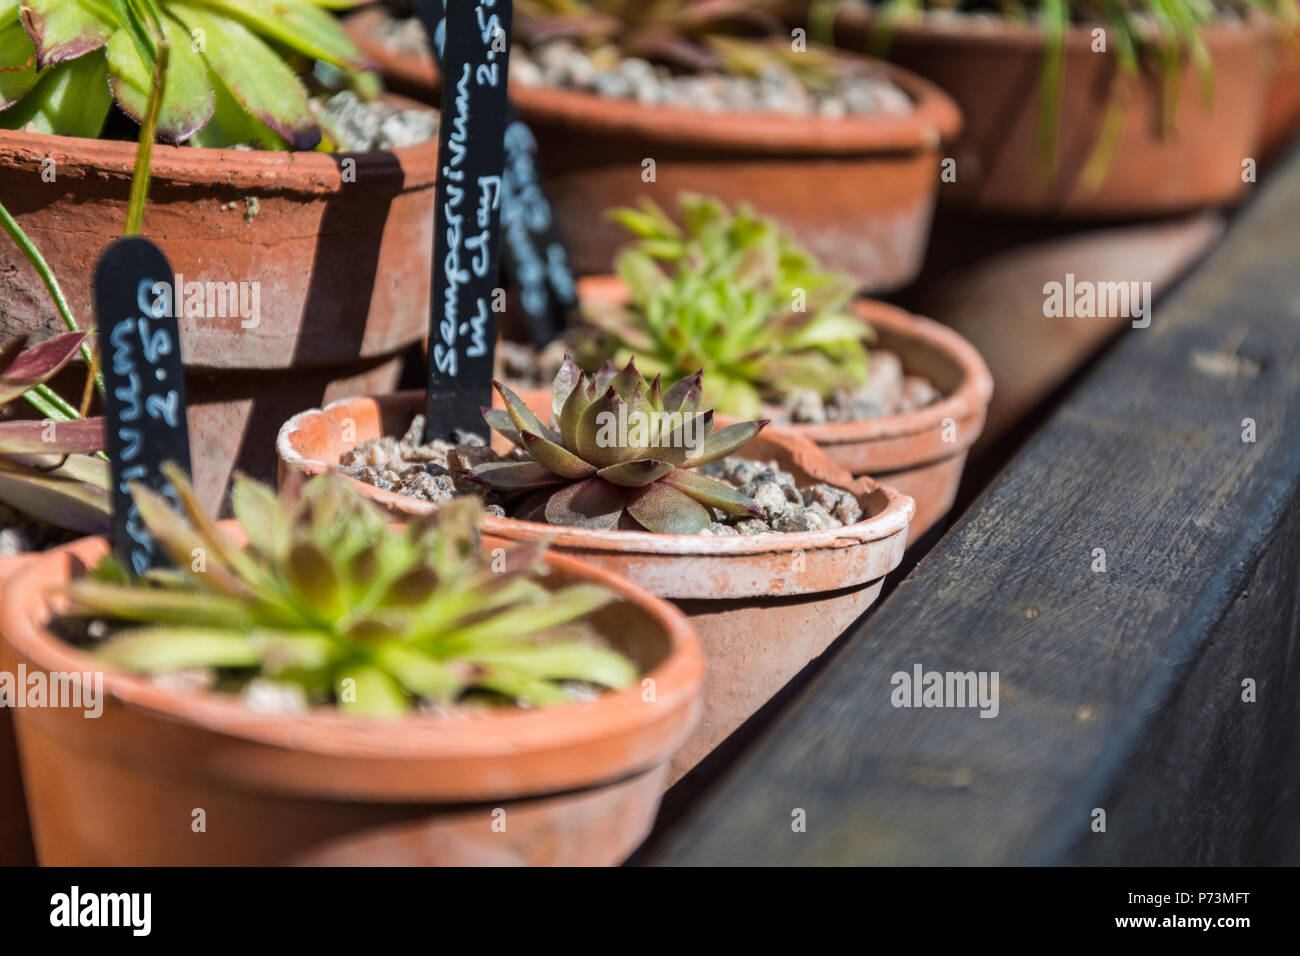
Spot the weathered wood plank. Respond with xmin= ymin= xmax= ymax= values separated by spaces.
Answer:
xmin=651 ymin=153 xmax=1300 ymax=866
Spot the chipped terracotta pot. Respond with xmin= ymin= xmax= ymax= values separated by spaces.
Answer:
xmin=0 ymin=104 xmax=438 ymax=512
xmin=810 ymin=8 xmax=1271 ymax=215
xmin=0 ymin=526 xmax=703 ymax=866
xmin=345 ymin=8 xmax=960 ymax=292
xmin=0 ymin=553 xmax=36 ymax=866
xmin=277 ymin=392 xmax=914 ymax=782
xmin=576 ymin=275 xmax=992 ymax=547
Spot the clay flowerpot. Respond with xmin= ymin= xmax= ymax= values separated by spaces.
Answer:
xmin=0 ymin=527 xmax=703 ymax=865
xmin=277 ymin=393 xmax=914 ymax=782
xmin=345 ymin=8 xmax=960 ymax=292
xmin=576 ymin=275 xmax=993 ymax=547
xmin=813 ymin=9 xmax=1272 ymax=215
xmin=0 ymin=553 xmax=36 ymax=866
xmin=1258 ymin=27 xmax=1300 ymax=165
xmin=0 ymin=106 xmax=439 ymax=512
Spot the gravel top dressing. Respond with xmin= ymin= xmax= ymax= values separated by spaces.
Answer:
xmin=375 ymin=16 xmax=913 ymax=118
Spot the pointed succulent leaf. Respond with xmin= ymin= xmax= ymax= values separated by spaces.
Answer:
xmin=470 ymin=643 xmax=637 ymax=690
xmin=660 ymin=370 xmax=703 ymax=418
xmin=0 ymin=460 xmax=110 ymax=535
xmin=520 ymin=430 xmax=596 ymax=480
xmin=466 ymin=460 xmax=567 ymax=491
xmin=542 ymin=477 xmax=626 ymax=530
xmin=551 ymin=353 xmax=584 ymax=420
xmin=481 ymin=406 xmax=523 ymax=447
xmin=0 ymin=332 xmax=87 ymax=405
xmin=130 ymin=480 xmax=239 ymax=589
xmin=626 ymin=481 xmax=710 ymax=534
xmin=170 ymin=3 xmax=319 ymax=150
xmin=681 ymin=419 xmax=767 ymax=468
xmin=69 ymin=580 xmax=253 ymax=629
xmin=652 ymin=409 xmax=711 ymax=466
xmin=0 ymin=53 xmax=111 ymax=137
xmin=185 ymin=67 xmax=288 ymax=150
xmin=0 ymin=16 xmax=39 ymax=110
xmin=592 ymin=361 xmax=619 ymax=394
xmin=450 ymin=583 xmax=614 ymax=646
xmin=337 ymin=664 xmax=410 ymax=718
xmin=230 ymin=476 xmax=285 ymax=561
xmin=286 ymin=540 xmax=344 ymax=619
xmin=0 ymin=417 xmax=103 ymax=456
xmin=606 ymin=357 xmax=644 ymax=402
xmin=163 ymin=463 xmax=267 ymax=589
xmin=575 ymin=385 xmax=633 ymax=469
xmin=493 ymin=380 xmax=561 ymax=444
xmin=107 ymin=14 xmax=215 ymax=144
xmin=595 ymin=458 xmax=674 ymax=488
xmin=374 ymin=642 xmax=462 ymax=704
xmin=474 ymin=668 xmax=571 ymax=707
xmin=197 ymin=0 xmax=367 ymax=72
xmin=97 ymin=628 xmax=261 ymax=672
xmin=558 ymin=374 xmax=595 ymax=450
xmin=19 ymin=0 xmax=113 ymax=68
xmin=660 ymin=468 xmax=761 ymax=517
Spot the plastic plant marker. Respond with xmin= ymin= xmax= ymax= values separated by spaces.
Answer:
xmin=94 ymin=237 xmax=193 ymax=574
xmin=419 ymin=0 xmax=515 ymax=443
xmin=416 ymin=0 xmax=573 ymax=347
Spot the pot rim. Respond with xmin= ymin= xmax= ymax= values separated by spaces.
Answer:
xmin=0 ymin=94 xmax=440 ymax=195
xmin=277 ymin=393 xmax=914 ymax=557
xmin=346 ymin=7 xmax=961 ymax=155
xmin=0 ymin=526 xmax=705 ymax=776
xmin=573 ymin=274 xmax=993 ymax=452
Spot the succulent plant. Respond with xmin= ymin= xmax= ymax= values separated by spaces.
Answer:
xmin=0 ymin=332 xmax=110 ymax=536
xmin=68 ymin=466 xmax=638 ymax=715
xmin=0 ymin=0 xmax=376 ymax=149
xmin=469 ymin=358 xmax=768 ymax=534
xmin=515 ymin=0 xmax=842 ymax=86
xmin=582 ymin=193 xmax=872 ymax=419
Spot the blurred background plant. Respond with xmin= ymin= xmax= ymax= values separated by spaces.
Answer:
xmin=511 ymin=0 xmax=845 ymax=88
xmin=0 ymin=0 xmax=378 ymax=150
xmin=0 ymin=198 xmax=109 ymax=551
xmin=580 ymin=194 xmax=872 ymax=419
xmin=795 ymin=0 xmax=1300 ymax=180
xmin=0 ymin=331 xmax=110 ymax=546
xmin=68 ymin=469 xmax=638 ymax=715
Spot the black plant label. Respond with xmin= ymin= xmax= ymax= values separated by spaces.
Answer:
xmin=95 ymin=237 xmax=193 ymax=574
xmin=420 ymin=0 xmax=515 ymax=443
xmin=416 ymin=0 xmax=571 ymax=348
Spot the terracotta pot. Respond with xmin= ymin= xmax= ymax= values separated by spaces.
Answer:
xmin=0 ymin=527 xmax=703 ymax=865
xmin=277 ymin=392 xmax=913 ymax=781
xmin=1258 ymin=28 xmax=1300 ymax=165
xmin=575 ymin=275 xmax=992 ymax=547
xmin=0 ymin=105 xmax=439 ymax=511
xmin=345 ymin=8 xmax=961 ymax=292
xmin=0 ymin=553 xmax=36 ymax=866
xmin=813 ymin=9 xmax=1272 ymax=215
